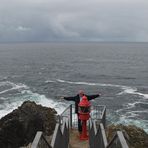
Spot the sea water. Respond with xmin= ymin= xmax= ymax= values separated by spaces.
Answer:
xmin=0 ymin=42 xmax=148 ymax=132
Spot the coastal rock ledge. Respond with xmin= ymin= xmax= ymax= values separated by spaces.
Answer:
xmin=107 ymin=124 xmax=148 ymax=148
xmin=0 ymin=101 xmax=57 ymax=148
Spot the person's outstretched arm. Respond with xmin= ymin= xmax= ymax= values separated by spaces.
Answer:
xmin=61 ymin=96 xmax=76 ymax=101
xmin=87 ymin=94 xmax=101 ymax=101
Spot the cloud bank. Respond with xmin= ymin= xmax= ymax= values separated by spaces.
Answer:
xmin=0 ymin=0 xmax=148 ymax=42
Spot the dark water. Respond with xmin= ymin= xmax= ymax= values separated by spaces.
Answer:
xmin=0 ymin=42 xmax=148 ymax=132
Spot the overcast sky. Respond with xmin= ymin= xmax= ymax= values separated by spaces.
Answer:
xmin=0 ymin=0 xmax=148 ymax=42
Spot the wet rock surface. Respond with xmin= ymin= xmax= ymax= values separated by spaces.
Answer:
xmin=0 ymin=101 xmax=57 ymax=148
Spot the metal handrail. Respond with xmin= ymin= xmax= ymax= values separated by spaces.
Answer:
xmin=89 ymin=119 xmax=129 ymax=148
xmin=101 ymin=107 xmax=106 ymax=128
xmin=89 ymin=121 xmax=108 ymax=148
xmin=100 ymin=123 xmax=108 ymax=147
xmin=31 ymin=104 xmax=129 ymax=148
xmin=31 ymin=131 xmax=51 ymax=148
xmin=59 ymin=104 xmax=106 ymax=129
xmin=31 ymin=119 xmax=69 ymax=148
xmin=107 ymin=131 xmax=129 ymax=148
xmin=59 ymin=104 xmax=72 ymax=128
xmin=51 ymin=118 xmax=69 ymax=148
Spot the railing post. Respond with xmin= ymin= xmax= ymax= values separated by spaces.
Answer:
xmin=103 ymin=107 xmax=106 ymax=129
xmin=70 ymin=104 xmax=72 ymax=128
xmin=31 ymin=131 xmax=43 ymax=148
xmin=101 ymin=106 xmax=106 ymax=129
xmin=100 ymin=123 xmax=108 ymax=148
xmin=58 ymin=115 xmax=61 ymax=125
xmin=117 ymin=131 xmax=129 ymax=148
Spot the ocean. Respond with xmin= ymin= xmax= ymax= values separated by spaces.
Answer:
xmin=0 ymin=42 xmax=148 ymax=132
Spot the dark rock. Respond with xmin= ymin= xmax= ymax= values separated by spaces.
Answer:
xmin=0 ymin=101 xmax=57 ymax=148
xmin=0 ymin=117 xmax=24 ymax=148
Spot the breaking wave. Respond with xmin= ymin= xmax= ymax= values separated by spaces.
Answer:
xmin=54 ymin=79 xmax=148 ymax=132
xmin=108 ymin=111 xmax=148 ymax=133
xmin=55 ymin=79 xmax=148 ymax=99
xmin=118 ymin=116 xmax=148 ymax=133
xmin=1 ymin=79 xmax=148 ymax=132
xmin=0 ymin=81 xmax=67 ymax=118
xmin=0 ymin=81 xmax=28 ymax=94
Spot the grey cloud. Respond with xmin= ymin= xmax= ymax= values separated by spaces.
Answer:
xmin=0 ymin=0 xmax=148 ymax=42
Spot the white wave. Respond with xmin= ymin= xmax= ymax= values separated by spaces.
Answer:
xmin=21 ymin=90 xmax=67 ymax=114
xmin=118 ymin=87 xmax=137 ymax=95
xmin=56 ymin=79 xmax=148 ymax=99
xmin=131 ymin=110 xmax=148 ymax=113
xmin=56 ymin=79 xmax=123 ymax=87
xmin=0 ymin=81 xmax=28 ymax=94
xmin=108 ymin=113 xmax=148 ymax=133
xmin=0 ymin=85 xmax=67 ymax=118
xmin=116 ymin=107 xmax=134 ymax=114
xmin=116 ymin=101 xmax=148 ymax=113
xmin=122 ymin=112 xmax=138 ymax=118
xmin=135 ymin=92 xmax=148 ymax=99
xmin=56 ymin=79 xmax=134 ymax=94
xmin=122 ymin=110 xmax=148 ymax=118
xmin=38 ymin=95 xmax=68 ymax=114
xmin=127 ymin=101 xmax=141 ymax=108
xmin=55 ymin=79 xmax=148 ymax=132
xmin=117 ymin=116 xmax=148 ymax=133
xmin=119 ymin=87 xmax=148 ymax=99
xmin=45 ymin=80 xmax=56 ymax=83
xmin=0 ymin=101 xmax=23 ymax=118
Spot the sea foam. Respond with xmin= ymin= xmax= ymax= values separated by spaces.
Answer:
xmin=0 ymin=81 xmax=67 ymax=118
xmin=55 ymin=79 xmax=148 ymax=99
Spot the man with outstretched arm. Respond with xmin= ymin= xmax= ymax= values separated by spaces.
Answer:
xmin=61 ymin=90 xmax=101 ymax=133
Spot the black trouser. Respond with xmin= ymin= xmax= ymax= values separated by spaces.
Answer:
xmin=77 ymin=114 xmax=82 ymax=132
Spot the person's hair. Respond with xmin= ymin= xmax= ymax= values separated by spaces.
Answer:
xmin=78 ymin=90 xmax=84 ymax=95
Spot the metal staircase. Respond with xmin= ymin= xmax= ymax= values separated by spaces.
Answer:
xmin=31 ymin=104 xmax=129 ymax=148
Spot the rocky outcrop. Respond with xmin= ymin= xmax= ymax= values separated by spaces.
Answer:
xmin=107 ymin=124 xmax=148 ymax=148
xmin=0 ymin=101 xmax=57 ymax=148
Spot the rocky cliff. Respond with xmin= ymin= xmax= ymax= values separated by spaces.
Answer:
xmin=0 ymin=101 xmax=57 ymax=148
xmin=107 ymin=124 xmax=148 ymax=148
